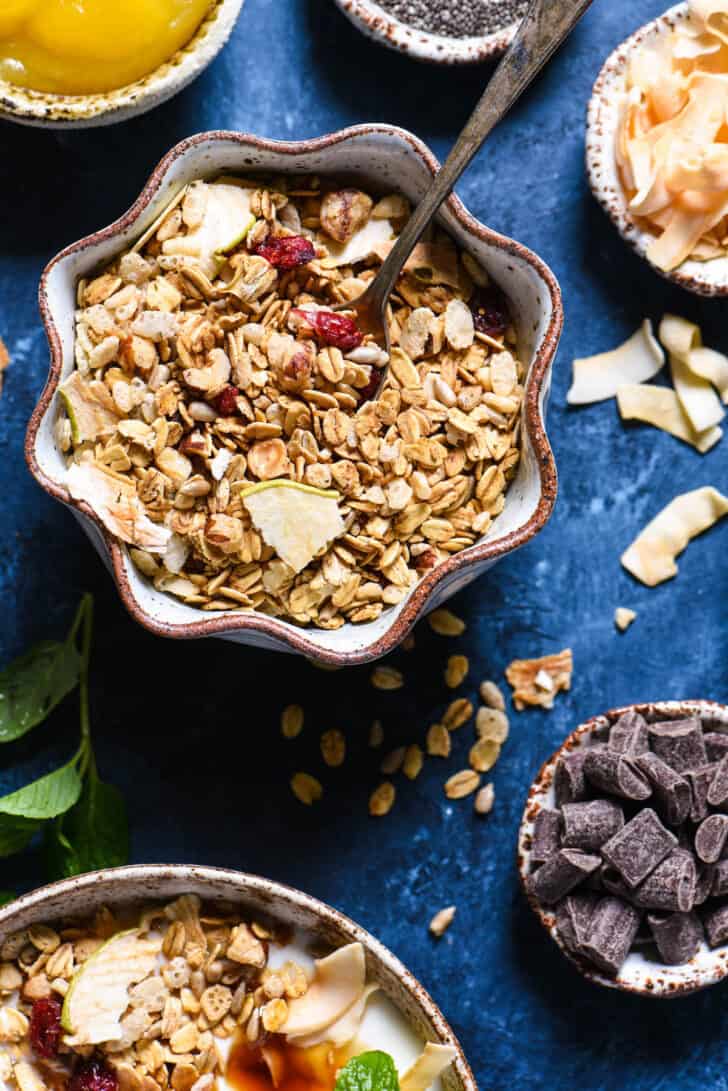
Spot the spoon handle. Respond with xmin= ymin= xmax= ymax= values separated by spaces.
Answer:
xmin=367 ymin=0 xmax=594 ymax=311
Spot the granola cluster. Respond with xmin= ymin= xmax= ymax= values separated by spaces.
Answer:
xmin=0 ymin=896 xmax=306 ymax=1091
xmin=61 ymin=175 xmax=525 ymax=627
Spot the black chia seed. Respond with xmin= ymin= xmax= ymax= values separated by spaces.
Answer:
xmin=375 ymin=0 xmax=529 ymax=39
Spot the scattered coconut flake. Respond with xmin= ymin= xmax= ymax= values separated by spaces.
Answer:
xmin=659 ymin=314 xmax=701 ymax=360
xmin=283 ymin=942 xmax=365 ymax=1039
xmin=242 ymin=481 xmax=344 ymax=574
xmin=616 ymin=383 xmax=722 ymax=452
xmin=321 ymin=218 xmax=394 ymax=267
xmin=621 ymin=485 xmax=728 ymax=586
xmin=615 ymin=607 xmax=637 ymax=632
xmin=688 ymin=346 xmax=728 ymax=403
xmin=66 ymin=461 xmax=171 ymax=553
xmin=505 ymin=649 xmax=573 ymax=711
xmin=400 ymin=1043 xmax=458 ymax=1091
xmin=670 ymin=351 xmax=725 ymax=433
xmin=567 ymin=320 xmax=664 ymax=405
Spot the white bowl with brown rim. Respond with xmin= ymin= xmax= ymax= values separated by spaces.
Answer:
xmin=0 ymin=863 xmax=475 ymax=1091
xmin=518 ymin=699 xmax=728 ymax=998
xmin=26 ymin=124 xmax=561 ymax=663
xmin=586 ymin=2 xmax=728 ymax=297
xmin=0 ymin=0 xmax=244 ymax=129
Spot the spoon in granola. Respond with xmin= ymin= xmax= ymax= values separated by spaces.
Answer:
xmin=335 ymin=0 xmax=594 ymax=387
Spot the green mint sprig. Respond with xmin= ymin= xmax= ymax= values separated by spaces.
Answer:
xmin=0 ymin=594 xmax=128 ymax=881
xmin=335 ymin=1052 xmax=400 ymax=1091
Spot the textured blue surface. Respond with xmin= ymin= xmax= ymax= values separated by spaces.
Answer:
xmin=2 ymin=1 xmax=728 ymax=1087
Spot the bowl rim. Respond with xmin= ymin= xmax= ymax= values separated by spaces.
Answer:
xmin=517 ymin=698 xmax=728 ymax=999
xmin=26 ymin=123 xmax=561 ymax=664
xmin=585 ymin=1 xmax=728 ymax=298
xmin=0 ymin=0 xmax=244 ymax=128
xmin=0 ymin=863 xmax=476 ymax=1091
xmin=333 ymin=0 xmax=518 ymax=65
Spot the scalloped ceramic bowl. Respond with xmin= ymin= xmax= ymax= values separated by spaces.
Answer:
xmin=26 ymin=125 xmax=561 ymax=663
xmin=0 ymin=0 xmax=244 ymax=129
xmin=0 ymin=864 xmax=476 ymax=1091
xmin=586 ymin=2 xmax=728 ymax=297
xmin=333 ymin=0 xmax=522 ymax=64
xmin=518 ymin=699 xmax=728 ymax=998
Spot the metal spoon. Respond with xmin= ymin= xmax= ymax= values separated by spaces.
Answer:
xmin=335 ymin=0 xmax=594 ymax=376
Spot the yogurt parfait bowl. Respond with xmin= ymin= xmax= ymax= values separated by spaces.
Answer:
xmin=0 ymin=866 xmax=473 ymax=1091
xmin=26 ymin=125 xmax=561 ymax=663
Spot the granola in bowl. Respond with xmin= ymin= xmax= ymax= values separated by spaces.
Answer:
xmin=58 ymin=174 xmax=524 ymax=629
xmin=0 ymin=895 xmax=455 ymax=1091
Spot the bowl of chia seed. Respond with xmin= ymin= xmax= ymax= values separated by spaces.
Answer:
xmin=334 ymin=0 xmax=528 ymax=64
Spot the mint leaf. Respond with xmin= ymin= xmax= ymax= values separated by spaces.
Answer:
xmin=335 ymin=1053 xmax=400 ymax=1091
xmin=0 ymin=892 xmax=15 ymax=906
xmin=0 ymin=758 xmax=82 ymax=820
xmin=47 ymin=772 xmax=128 ymax=879
xmin=0 ymin=640 xmax=80 ymax=744
xmin=0 ymin=814 xmax=42 ymax=857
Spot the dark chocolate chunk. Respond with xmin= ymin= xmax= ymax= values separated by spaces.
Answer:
xmin=527 ymin=849 xmax=601 ymax=905
xmin=531 ymin=808 xmax=562 ymax=865
xmin=686 ymin=764 xmax=719 ymax=823
xmin=708 ymin=754 xmax=728 ymax=808
xmin=601 ymin=808 xmax=677 ymax=888
xmin=583 ymin=748 xmax=651 ymax=801
xmin=648 ymin=718 xmax=707 ymax=773
xmin=581 ymin=896 xmax=642 ymax=975
xmin=600 ymin=865 xmax=637 ymax=903
xmin=555 ymin=892 xmax=598 ymax=955
xmin=609 ymin=711 xmax=649 ymax=756
xmin=634 ymin=849 xmax=696 ymax=913
xmin=695 ymin=814 xmax=728 ymax=863
xmin=694 ymin=864 xmax=715 ymax=906
xmin=554 ymin=750 xmax=589 ymax=806
xmin=703 ymin=903 xmax=728 ymax=947
xmin=711 ymin=860 xmax=728 ymax=897
xmin=633 ymin=751 xmax=691 ymax=826
xmin=561 ymin=799 xmax=623 ymax=852
xmin=704 ymin=732 xmax=728 ymax=763
xmin=648 ymin=912 xmax=703 ymax=965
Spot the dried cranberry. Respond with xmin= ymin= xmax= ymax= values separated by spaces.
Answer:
xmin=255 ymin=235 xmax=315 ymax=270
xmin=29 ymin=997 xmax=62 ymax=1059
xmin=68 ymin=1059 xmax=119 ymax=1091
xmin=215 ymin=385 xmax=240 ymax=416
xmin=357 ymin=368 xmax=382 ymax=402
xmin=470 ymin=286 xmax=510 ymax=338
xmin=293 ymin=309 xmax=363 ymax=352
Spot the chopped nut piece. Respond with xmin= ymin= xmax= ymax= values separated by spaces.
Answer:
xmin=320 ymin=729 xmax=346 ymax=767
xmin=380 ymin=747 xmax=406 ymax=775
xmin=505 ymin=649 xmax=573 ymax=711
xmin=369 ymin=720 xmax=384 ymax=748
xmin=428 ymin=609 xmax=466 ymax=637
xmin=369 ymin=782 xmax=396 ymax=817
xmin=227 ymin=924 xmax=266 ymax=968
xmin=615 ymin=607 xmax=637 ymax=632
xmin=443 ymin=698 xmax=473 ymax=731
xmin=426 ymin=724 xmax=451 ymax=758
xmin=444 ymin=770 xmax=481 ymax=799
xmin=444 ymin=654 xmax=469 ymax=689
xmin=281 ymin=705 xmax=304 ymax=739
xmin=290 ymin=773 xmax=323 ymax=806
xmin=479 ymin=680 xmax=505 ymax=710
xmin=403 ymin=744 xmax=424 ymax=780
xmin=428 ymin=907 xmax=456 ymax=938
xmin=474 ymin=783 xmax=495 ymax=815
xmin=469 ymin=738 xmax=501 ymax=773
xmin=371 ymin=665 xmax=404 ymax=691
xmin=475 ymin=707 xmax=509 ymax=744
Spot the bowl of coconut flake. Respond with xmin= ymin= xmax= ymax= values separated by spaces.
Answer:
xmin=334 ymin=0 xmax=528 ymax=64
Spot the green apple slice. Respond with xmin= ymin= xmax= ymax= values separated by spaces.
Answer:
xmin=241 ymin=480 xmax=344 ymax=574
xmin=162 ymin=183 xmax=255 ymax=277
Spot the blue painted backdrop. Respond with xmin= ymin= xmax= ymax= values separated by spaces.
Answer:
xmin=1 ymin=1 xmax=728 ymax=1087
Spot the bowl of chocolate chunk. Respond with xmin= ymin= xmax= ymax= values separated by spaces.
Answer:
xmin=518 ymin=700 xmax=728 ymax=997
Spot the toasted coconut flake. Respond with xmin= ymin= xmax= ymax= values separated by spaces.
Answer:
xmin=688 ymin=346 xmax=728 ymax=403
xmin=567 ymin=321 xmax=664 ymax=405
xmin=505 ymin=649 xmax=573 ymax=711
xmin=670 ymin=351 xmax=725 ymax=432
xmin=288 ymin=983 xmax=378 ymax=1049
xmin=615 ymin=607 xmax=637 ymax=631
xmin=400 ymin=1043 xmax=458 ymax=1091
xmin=283 ymin=943 xmax=365 ymax=1039
xmin=616 ymin=383 xmax=722 ymax=452
xmin=66 ymin=462 xmax=171 ymax=552
xmin=621 ymin=485 xmax=728 ymax=586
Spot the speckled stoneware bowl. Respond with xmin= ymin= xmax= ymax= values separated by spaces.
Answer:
xmin=0 ymin=863 xmax=475 ymax=1091
xmin=26 ymin=125 xmax=561 ymax=663
xmin=0 ymin=0 xmax=244 ymax=129
xmin=518 ymin=699 xmax=728 ymax=999
xmin=586 ymin=3 xmax=728 ymax=297
xmin=333 ymin=0 xmax=523 ymax=64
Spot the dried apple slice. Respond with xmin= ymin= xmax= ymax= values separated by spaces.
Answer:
xmin=400 ymin=1043 xmax=458 ymax=1091
xmin=66 ymin=461 xmax=171 ymax=552
xmin=240 ymin=480 xmax=344 ymax=574
xmin=62 ymin=930 xmax=160 ymax=1046
xmin=60 ymin=372 xmax=119 ymax=444
xmin=621 ymin=485 xmax=728 ymax=586
xmin=567 ymin=320 xmax=664 ymax=405
xmin=161 ymin=183 xmax=255 ymax=278
xmin=321 ymin=219 xmax=395 ymax=268
xmin=616 ymin=383 xmax=722 ymax=452
xmin=282 ymin=942 xmax=365 ymax=1039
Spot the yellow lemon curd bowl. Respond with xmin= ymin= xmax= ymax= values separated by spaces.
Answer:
xmin=0 ymin=0 xmax=245 ymax=128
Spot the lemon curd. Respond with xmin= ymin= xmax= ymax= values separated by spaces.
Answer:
xmin=0 ymin=0 xmax=213 ymax=95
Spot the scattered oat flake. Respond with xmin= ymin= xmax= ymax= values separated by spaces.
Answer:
xmin=615 ymin=607 xmax=637 ymax=632
xmin=479 ymin=680 xmax=505 ymax=710
xmin=369 ymin=781 xmax=396 ymax=816
xmin=428 ymin=609 xmax=466 ymax=637
xmin=621 ymin=486 xmax=728 ymax=587
xmin=426 ymin=723 xmax=451 ymax=758
xmin=445 ymin=769 xmax=481 ymax=799
xmin=320 ymin=729 xmax=346 ymax=767
xmin=403 ymin=744 xmax=424 ymax=780
xmin=444 ymin=654 xmax=469 ymax=689
xmin=281 ymin=704 xmax=304 ymax=739
xmin=429 ymin=906 xmax=456 ymax=938
xmin=443 ymin=697 xmax=473 ymax=730
xmin=380 ymin=747 xmax=406 ymax=775
xmin=0 ymin=337 xmax=9 ymax=398
xmin=369 ymin=719 xmax=384 ymax=748
xmin=371 ymin=665 xmax=404 ymax=691
xmin=290 ymin=772 xmax=323 ymax=805
xmin=474 ymin=783 xmax=495 ymax=815
xmin=469 ymin=737 xmax=501 ymax=773
xmin=505 ymin=649 xmax=573 ymax=711
xmin=475 ymin=706 xmax=509 ymax=743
